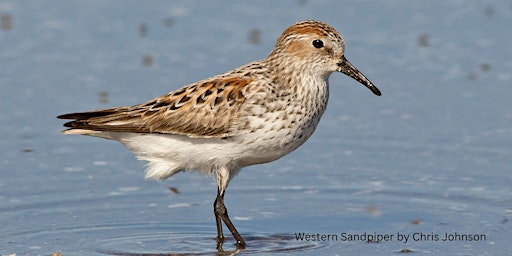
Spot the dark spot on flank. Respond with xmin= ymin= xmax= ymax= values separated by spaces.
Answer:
xmin=231 ymin=89 xmax=245 ymax=101
xmin=171 ymin=87 xmax=187 ymax=97
xmin=196 ymin=96 xmax=206 ymax=105
xmin=178 ymin=95 xmax=191 ymax=104
xmin=227 ymin=91 xmax=237 ymax=102
xmin=204 ymin=89 xmax=213 ymax=97
xmin=144 ymin=109 xmax=159 ymax=116
xmin=214 ymin=95 xmax=224 ymax=107
xmin=152 ymin=101 xmax=169 ymax=109
xmin=168 ymin=104 xmax=179 ymax=111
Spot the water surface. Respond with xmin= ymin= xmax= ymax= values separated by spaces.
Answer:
xmin=1 ymin=1 xmax=511 ymax=255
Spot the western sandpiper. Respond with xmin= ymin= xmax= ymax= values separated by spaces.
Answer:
xmin=58 ymin=20 xmax=381 ymax=250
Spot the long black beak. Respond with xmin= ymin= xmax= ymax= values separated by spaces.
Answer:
xmin=337 ymin=56 xmax=381 ymax=96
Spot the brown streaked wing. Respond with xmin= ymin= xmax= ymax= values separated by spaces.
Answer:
xmin=59 ymin=76 xmax=251 ymax=138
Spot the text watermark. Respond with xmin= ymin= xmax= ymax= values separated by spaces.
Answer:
xmin=294 ymin=232 xmax=487 ymax=244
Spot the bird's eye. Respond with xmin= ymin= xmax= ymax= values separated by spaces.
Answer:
xmin=312 ymin=39 xmax=324 ymax=48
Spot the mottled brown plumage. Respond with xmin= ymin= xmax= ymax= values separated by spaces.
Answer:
xmin=58 ymin=20 xmax=381 ymax=250
xmin=59 ymin=77 xmax=251 ymax=137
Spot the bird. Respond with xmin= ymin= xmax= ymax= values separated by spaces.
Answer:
xmin=57 ymin=20 xmax=381 ymax=250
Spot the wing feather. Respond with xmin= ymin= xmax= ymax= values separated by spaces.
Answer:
xmin=58 ymin=76 xmax=252 ymax=138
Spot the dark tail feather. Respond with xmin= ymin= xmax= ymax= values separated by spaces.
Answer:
xmin=62 ymin=120 xmax=87 ymax=128
xmin=57 ymin=107 xmax=143 ymax=133
xmin=57 ymin=109 xmax=119 ymax=120
xmin=58 ymin=109 xmax=120 ymax=130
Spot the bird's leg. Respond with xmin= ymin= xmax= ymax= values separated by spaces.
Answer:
xmin=214 ymin=190 xmax=225 ymax=250
xmin=214 ymin=188 xmax=246 ymax=250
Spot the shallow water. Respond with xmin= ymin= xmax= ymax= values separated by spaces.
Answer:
xmin=1 ymin=1 xmax=511 ymax=255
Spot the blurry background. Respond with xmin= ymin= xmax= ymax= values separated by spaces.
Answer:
xmin=0 ymin=1 xmax=510 ymax=255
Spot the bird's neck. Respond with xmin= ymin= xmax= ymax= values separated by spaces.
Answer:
xmin=266 ymin=53 xmax=332 ymax=83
